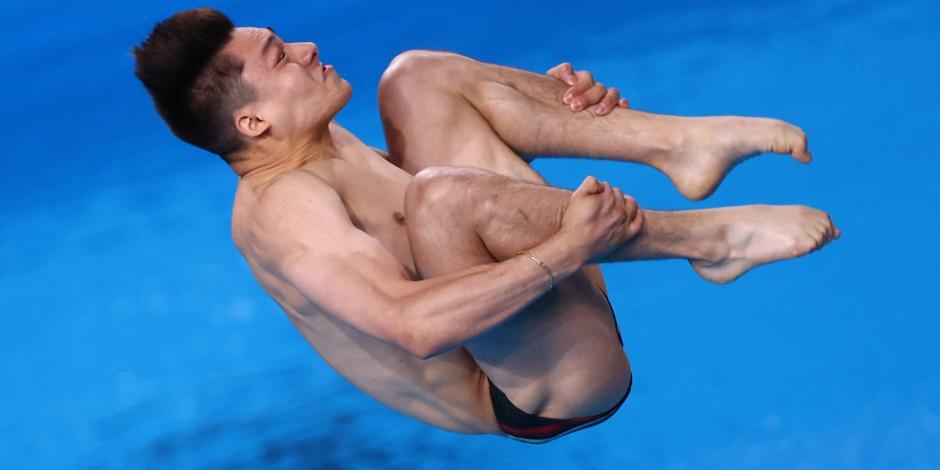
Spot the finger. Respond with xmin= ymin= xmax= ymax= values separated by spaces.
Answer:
xmin=547 ymin=62 xmax=577 ymax=86
xmin=564 ymin=70 xmax=595 ymax=105
xmin=623 ymin=194 xmax=639 ymax=221
xmin=602 ymin=182 xmax=618 ymax=208
xmin=612 ymin=187 xmax=626 ymax=215
xmin=571 ymin=83 xmax=607 ymax=112
xmin=599 ymin=182 xmax=615 ymax=212
xmin=574 ymin=175 xmax=603 ymax=196
xmin=618 ymin=98 xmax=630 ymax=109
xmin=624 ymin=197 xmax=643 ymax=237
xmin=592 ymin=87 xmax=621 ymax=116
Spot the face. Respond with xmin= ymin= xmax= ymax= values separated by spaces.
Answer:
xmin=224 ymin=27 xmax=352 ymax=141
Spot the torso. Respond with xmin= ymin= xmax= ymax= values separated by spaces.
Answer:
xmin=230 ymin=124 xmax=626 ymax=428
xmin=231 ymin=125 xmax=497 ymax=433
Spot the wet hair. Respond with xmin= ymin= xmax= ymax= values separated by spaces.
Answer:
xmin=133 ymin=8 xmax=256 ymax=159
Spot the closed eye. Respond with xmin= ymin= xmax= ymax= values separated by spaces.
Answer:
xmin=277 ymin=51 xmax=287 ymax=64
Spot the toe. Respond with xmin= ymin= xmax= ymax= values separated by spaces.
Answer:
xmin=814 ymin=222 xmax=832 ymax=244
xmin=793 ymin=146 xmax=812 ymax=163
xmin=789 ymin=127 xmax=812 ymax=163
xmin=827 ymin=214 xmax=841 ymax=240
xmin=791 ymin=237 xmax=816 ymax=257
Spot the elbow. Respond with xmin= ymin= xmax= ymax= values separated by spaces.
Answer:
xmin=393 ymin=305 xmax=444 ymax=360
xmin=411 ymin=341 xmax=440 ymax=361
xmin=400 ymin=326 xmax=443 ymax=361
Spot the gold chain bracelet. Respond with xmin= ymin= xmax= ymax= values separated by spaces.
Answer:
xmin=518 ymin=250 xmax=555 ymax=291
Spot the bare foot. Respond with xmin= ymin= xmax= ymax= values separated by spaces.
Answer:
xmin=691 ymin=205 xmax=839 ymax=284
xmin=664 ymin=117 xmax=811 ymax=201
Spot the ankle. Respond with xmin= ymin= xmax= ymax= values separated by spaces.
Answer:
xmin=692 ymin=221 xmax=731 ymax=263
xmin=649 ymin=115 xmax=687 ymax=159
xmin=648 ymin=117 xmax=694 ymax=173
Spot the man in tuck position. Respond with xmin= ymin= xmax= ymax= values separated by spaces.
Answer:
xmin=134 ymin=8 xmax=839 ymax=443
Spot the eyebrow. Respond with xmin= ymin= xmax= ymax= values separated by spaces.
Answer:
xmin=260 ymin=27 xmax=278 ymax=60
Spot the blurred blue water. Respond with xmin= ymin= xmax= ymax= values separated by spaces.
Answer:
xmin=1 ymin=0 xmax=938 ymax=468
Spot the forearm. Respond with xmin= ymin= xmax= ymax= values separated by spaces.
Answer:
xmin=399 ymin=234 xmax=583 ymax=358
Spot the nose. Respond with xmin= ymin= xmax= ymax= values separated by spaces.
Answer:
xmin=300 ymin=42 xmax=318 ymax=65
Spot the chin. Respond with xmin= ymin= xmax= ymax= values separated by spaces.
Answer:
xmin=338 ymin=79 xmax=353 ymax=101
xmin=328 ymin=83 xmax=353 ymax=116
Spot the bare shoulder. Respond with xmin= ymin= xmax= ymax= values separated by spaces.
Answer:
xmin=244 ymin=169 xmax=350 ymax=264
xmin=255 ymin=169 xmax=335 ymax=216
xmin=328 ymin=122 xmax=387 ymax=158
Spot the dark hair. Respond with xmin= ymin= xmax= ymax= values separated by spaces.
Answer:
xmin=133 ymin=8 xmax=256 ymax=158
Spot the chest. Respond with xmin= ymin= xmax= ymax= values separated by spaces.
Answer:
xmin=334 ymin=163 xmax=416 ymax=276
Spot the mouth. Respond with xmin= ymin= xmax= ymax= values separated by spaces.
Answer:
xmin=322 ymin=64 xmax=333 ymax=78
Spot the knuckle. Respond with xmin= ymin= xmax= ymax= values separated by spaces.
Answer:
xmin=624 ymin=196 xmax=637 ymax=210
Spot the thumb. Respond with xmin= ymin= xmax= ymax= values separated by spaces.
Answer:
xmin=558 ymin=63 xmax=577 ymax=85
xmin=573 ymin=176 xmax=603 ymax=196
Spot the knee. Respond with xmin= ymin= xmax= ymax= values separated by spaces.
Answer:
xmin=405 ymin=167 xmax=503 ymax=229
xmin=405 ymin=166 xmax=475 ymax=216
xmin=379 ymin=50 xmax=469 ymax=99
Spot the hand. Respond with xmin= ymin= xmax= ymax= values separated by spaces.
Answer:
xmin=558 ymin=176 xmax=643 ymax=262
xmin=547 ymin=62 xmax=630 ymax=116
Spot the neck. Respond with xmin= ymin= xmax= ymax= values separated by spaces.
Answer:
xmin=230 ymin=124 xmax=336 ymax=185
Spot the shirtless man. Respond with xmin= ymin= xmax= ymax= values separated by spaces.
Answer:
xmin=133 ymin=8 xmax=839 ymax=443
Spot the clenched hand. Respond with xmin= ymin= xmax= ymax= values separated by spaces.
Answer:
xmin=558 ymin=176 xmax=643 ymax=262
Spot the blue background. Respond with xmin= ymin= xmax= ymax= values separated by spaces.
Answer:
xmin=2 ymin=0 xmax=938 ymax=468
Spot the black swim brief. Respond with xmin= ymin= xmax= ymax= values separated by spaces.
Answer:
xmin=488 ymin=291 xmax=631 ymax=444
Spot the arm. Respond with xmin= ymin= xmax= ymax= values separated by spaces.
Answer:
xmin=370 ymin=146 xmax=389 ymax=159
xmin=257 ymin=172 xmax=628 ymax=359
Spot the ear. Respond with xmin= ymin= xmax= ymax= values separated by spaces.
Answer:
xmin=234 ymin=106 xmax=271 ymax=138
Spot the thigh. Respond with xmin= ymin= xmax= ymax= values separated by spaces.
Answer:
xmin=404 ymin=172 xmax=628 ymax=418
xmin=380 ymin=52 xmax=609 ymax=289
xmin=379 ymin=51 xmax=544 ymax=184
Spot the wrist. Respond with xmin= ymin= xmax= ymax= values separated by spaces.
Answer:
xmin=518 ymin=250 xmax=556 ymax=291
xmin=531 ymin=232 xmax=589 ymax=281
